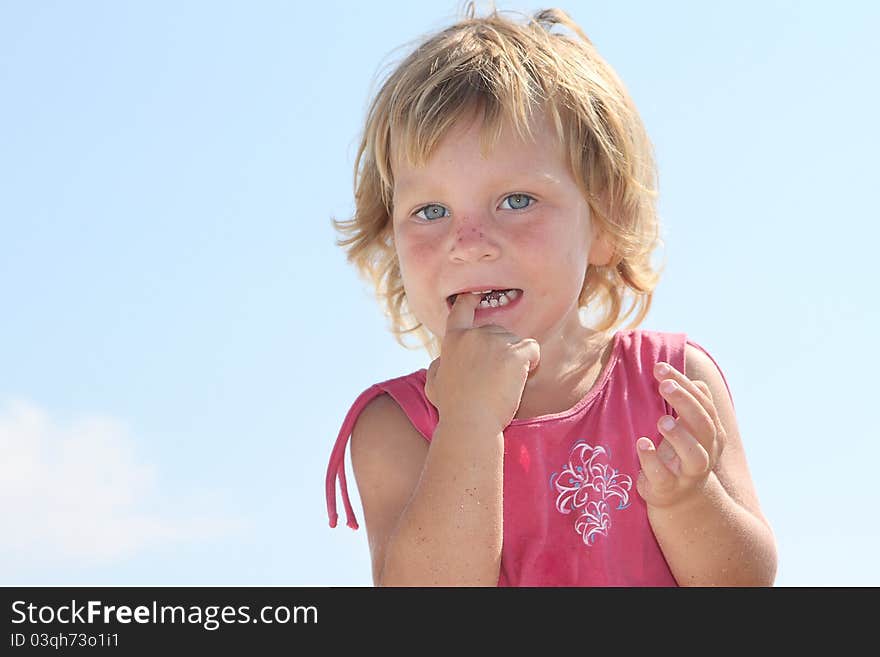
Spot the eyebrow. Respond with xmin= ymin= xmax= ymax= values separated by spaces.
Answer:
xmin=394 ymin=171 xmax=563 ymax=196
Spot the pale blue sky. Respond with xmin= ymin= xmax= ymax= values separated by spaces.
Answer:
xmin=1 ymin=1 xmax=877 ymax=586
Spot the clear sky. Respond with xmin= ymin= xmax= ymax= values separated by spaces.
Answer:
xmin=1 ymin=0 xmax=877 ymax=586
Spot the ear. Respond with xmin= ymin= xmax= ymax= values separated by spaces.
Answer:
xmin=588 ymin=226 xmax=615 ymax=267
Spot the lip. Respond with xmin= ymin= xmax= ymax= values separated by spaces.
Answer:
xmin=447 ymin=285 xmax=520 ymax=299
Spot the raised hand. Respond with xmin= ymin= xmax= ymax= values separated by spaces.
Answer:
xmin=424 ymin=292 xmax=540 ymax=434
xmin=635 ymin=361 xmax=727 ymax=509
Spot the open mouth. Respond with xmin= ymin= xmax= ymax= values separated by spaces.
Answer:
xmin=446 ymin=288 xmax=523 ymax=310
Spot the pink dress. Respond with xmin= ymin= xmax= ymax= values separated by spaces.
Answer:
xmin=325 ymin=329 xmax=734 ymax=586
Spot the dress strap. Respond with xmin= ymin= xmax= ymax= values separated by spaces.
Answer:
xmin=324 ymin=370 xmax=444 ymax=530
xmin=324 ymin=384 xmax=385 ymax=530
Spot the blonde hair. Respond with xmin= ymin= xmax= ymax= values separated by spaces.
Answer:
xmin=332 ymin=3 xmax=665 ymax=359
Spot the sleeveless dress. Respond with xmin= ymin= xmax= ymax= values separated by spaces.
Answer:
xmin=325 ymin=329 xmax=735 ymax=586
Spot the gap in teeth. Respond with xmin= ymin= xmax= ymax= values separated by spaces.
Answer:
xmin=448 ymin=289 xmax=521 ymax=306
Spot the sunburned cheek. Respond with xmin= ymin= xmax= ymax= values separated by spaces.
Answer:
xmin=395 ymin=245 xmax=438 ymax=322
xmin=394 ymin=227 xmax=433 ymax=257
xmin=397 ymin=241 xmax=439 ymax=284
xmin=515 ymin=217 xmax=558 ymax=248
xmin=406 ymin=240 xmax=436 ymax=259
xmin=394 ymin=238 xmax=421 ymax=272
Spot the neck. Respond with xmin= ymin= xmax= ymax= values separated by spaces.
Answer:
xmin=516 ymin=316 xmax=614 ymax=419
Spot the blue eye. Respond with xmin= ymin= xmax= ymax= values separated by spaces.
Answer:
xmin=414 ymin=204 xmax=448 ymax=221
xmin=500 ymin=194 xmax=535 ymax=210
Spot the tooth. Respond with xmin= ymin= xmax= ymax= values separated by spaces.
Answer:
xmin=499 ymin=295 xmax=509 ymax=305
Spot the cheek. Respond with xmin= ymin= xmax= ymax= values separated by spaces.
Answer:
xmin=518 ymin=220 xmax=588 ymax=287
xmin=562 ymin=237 xmax=588 ymax=270
xmin=396 ymin=240 xmax=431 ymax=286
xmin=394 ymin=236 xmax=439 ymax=320
xmin=514 ymin=220 xmax=551 ymax=252
xmin=518 ymin=220 xmax=582 ymax=263
xmin=403 ymin=238 xmax=435 ymax=261
xmin=396 ymin=230 xmax=439 ymax=276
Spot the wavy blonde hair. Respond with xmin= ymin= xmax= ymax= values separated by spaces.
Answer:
xmin=332 ymin=3 xmax=666 ymax=359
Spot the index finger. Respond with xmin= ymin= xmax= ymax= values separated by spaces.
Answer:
xmin=654 ymin=361 xmax=718 ymax=446
xmin=447 ymin=292 xmax=481 ymax=331
xmin=654 ymin=362 xmax=713 ymax=414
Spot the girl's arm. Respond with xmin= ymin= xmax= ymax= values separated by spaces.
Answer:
xmin=647 ymin=474 xmax=777 ymax=586
xmin=638 ymin=345 xmax=778 ymax=586
xmin=350 ymin=393 xmax=504 ymax=586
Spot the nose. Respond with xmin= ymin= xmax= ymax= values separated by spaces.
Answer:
xmin=448 ymin=214 xmax=500 ymax=263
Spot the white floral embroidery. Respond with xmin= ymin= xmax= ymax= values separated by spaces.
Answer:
xmin=549 ymin=441 xmax=633 ymax=546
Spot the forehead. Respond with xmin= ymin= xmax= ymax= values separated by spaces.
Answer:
xmin=391 ymin=109 xmax=567 ymax=187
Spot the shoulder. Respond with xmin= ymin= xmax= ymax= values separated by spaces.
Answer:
xmin=349 ymin=392 xmax=429 ymax=512
xmin=683 ymin=342 xmax=734 ymax=411
xmin=684 ymin=342 xmax=720 ymax=383
xmin=351 ymin=392 xmax=428 ymax=464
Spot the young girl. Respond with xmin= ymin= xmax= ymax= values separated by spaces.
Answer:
xmin=325 ymin=5 xmax=777 ymax=586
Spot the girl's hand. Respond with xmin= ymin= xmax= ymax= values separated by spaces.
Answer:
xmin=635 ymin=361 xmax=727 ymax=509
xmin=424 ymin=292 xmax=541 ymax=434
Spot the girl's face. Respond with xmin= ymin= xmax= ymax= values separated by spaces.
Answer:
xmin=390 ymin=110 xmax=609 ymax=344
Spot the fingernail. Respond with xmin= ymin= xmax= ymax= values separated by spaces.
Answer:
xmin=660 ymin=380 xmax=677 ymax=394
xmin=655 ymin=362 xmax=670 ymax=376
xmin=659 ymin=416 xmax=675 ymax=431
